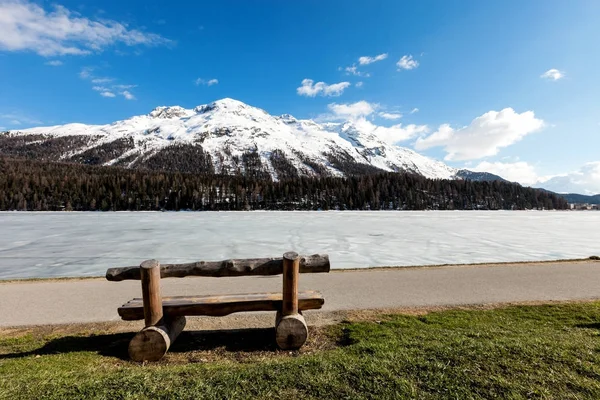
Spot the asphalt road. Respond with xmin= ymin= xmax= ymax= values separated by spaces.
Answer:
xmin=1 ymin=260 xmax=599 ymax=327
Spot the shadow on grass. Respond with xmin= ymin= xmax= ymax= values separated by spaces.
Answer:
xmin=575 ymin=322 xmax=600 ymax=330
xmin=0 ymin=328 xmax=278 ymax=361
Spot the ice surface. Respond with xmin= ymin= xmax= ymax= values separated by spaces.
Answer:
xmin=0 ymin=211 xmax=598 ymax=279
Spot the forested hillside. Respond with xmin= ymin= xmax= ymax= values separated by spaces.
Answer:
xmin=0 ymin=157 xmax=568 ymax=211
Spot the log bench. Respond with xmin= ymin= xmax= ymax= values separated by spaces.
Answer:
xmin=106 ymin=252 xmax=330 ymax=362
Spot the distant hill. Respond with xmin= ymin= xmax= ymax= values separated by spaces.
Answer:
xmin=558 ymin=193 xmax=600 ymax=204
xmin=455 ymin=169 xmax=508 ymax=182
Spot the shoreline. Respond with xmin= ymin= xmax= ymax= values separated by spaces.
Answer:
xmin=2 ymin=256 xmax=598 ymax=284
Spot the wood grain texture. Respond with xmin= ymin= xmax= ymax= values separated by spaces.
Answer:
xmin=128 ymin=316 xmax=186 ymax=362
xmin=118 ymin=290 xmax=325 ymax=321
xmin=275 ymin=312 xmax=308 ymax=350
xmin=282 ymin=252 xmax=299 ymax=316
xmin=140 ymin=259 xmax=162 ymax=327
xmin=106 ymin=254 xmax=330 ymax=281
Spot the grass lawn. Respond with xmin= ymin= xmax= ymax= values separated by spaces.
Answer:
xmin=1 ymin=302 xmax=600 ymax=399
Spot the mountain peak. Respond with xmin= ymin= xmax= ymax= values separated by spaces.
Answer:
xmin=193 ymin=98 xmax=253 ymax=114
xmin=148 ymin=106 xmax=193 ymax=119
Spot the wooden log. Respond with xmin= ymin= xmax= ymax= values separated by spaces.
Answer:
xmin=128 ymin=316 xmax=186 ymax=362
xmin=140 ymin=259 xmax=162 ymax=327
xmin=118 ymin=291 xmax=325 ymax=320
xmin=282 ymin=251 xmax=299 ymax=316
xmin=106 ymin=254 xmax=330 ymax=281
xmin=275 ymin=311 xmax=308 ymax=350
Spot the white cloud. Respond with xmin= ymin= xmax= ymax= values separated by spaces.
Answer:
xmin=44 ymin=60 xmax=62 ymax=66
xmin=470 ymin=160 xmax=600 ymax=194
xmin=410 ymin=107 xmax=419 ymax=114
xmin=92 ymin=86 xmax=107 ymax=91
xmin=357 ymin=119 xmax=428 ymax=144
xmin=328 ymin=101 xmax=378 ymax=119
xmin=0 ymin=0 xmax=172 ymax=57
xmin=195 ymin=78 xmax=219 ymax=86
xmin=415 ymin=108 xmax=545 ymax=161
xmin=358 ymin=53 xmax=388 ymax=65
xmin=297 ymin=79 xmax=350 ymax=97
xmin=379 ymin=112 xmax=402 ymax=120
xmin=355 ymin=81 xmax=363 ymax=88
xmin=396 ymin=55 xmax=419 ymax=70
xmin=538 ymin=162 xmax=600 ymax=195
xmin=113 ymin=84 xmax=137 ymax=90
xmin=540 ymin=69 xmax=564 ymax=81
xmin=121 ymin=90 xmax=135 ymax=100
xmin=100 ymin=91 xmax=115 ymax=98
xmin=471 ymin=161 xmax=540 ymax=185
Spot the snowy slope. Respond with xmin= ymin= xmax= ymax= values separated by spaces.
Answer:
xmin=5 ymin=98 xmax=475 ymax=181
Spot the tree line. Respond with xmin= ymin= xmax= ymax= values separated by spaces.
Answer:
xmin=0 ymin=157 xmax=568 ymax=211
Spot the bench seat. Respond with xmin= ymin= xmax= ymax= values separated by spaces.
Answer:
xmin=118 ymin=290 xmax=325 ymax=321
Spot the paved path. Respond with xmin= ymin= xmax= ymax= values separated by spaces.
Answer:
xmin=1 ymin=261 xmax=599 ymax=327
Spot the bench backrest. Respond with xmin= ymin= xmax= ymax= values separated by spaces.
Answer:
xmin=106 ymin=254 xmax=330 ymax=281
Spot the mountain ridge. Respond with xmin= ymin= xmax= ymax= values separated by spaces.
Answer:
xmin=1 ymin=98 xmax=499 ymax=182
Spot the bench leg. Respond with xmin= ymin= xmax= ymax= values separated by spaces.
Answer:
xmin=129 ymin=316 xmax=186 ymax=362
xmin=276 ymin=310 xmax=308 ymax=350
xmin=276 ymin=251 xmax=308 ymax=350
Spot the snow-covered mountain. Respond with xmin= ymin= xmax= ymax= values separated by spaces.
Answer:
xmin=1 ymin=98 xmax=493 ymax=181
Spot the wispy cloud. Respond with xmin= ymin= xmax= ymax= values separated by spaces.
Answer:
xmin=0 ymin=0 xmax=172 ymax=57
xmin=342 ymin=53 xmax=387 ymax=78
xmin=328 ymin=101 xmax=378 ymax=119
xmin=327 ymin=101 xmax=427 ymax=144
xmin=79 ymin=67 xmax=94 ymax=79
xmin=80 ymin=67 xmax=137 ymax=100
xmin=91 ymin=77 xmax=113 ymax=84
xmin=194 ymin=78 xmax=219 ymax=86
xmin=415 ymin=108 xmax=545 ymax=161
xmin=396 ymin=55 xmax=419 ymax=70
xmin=344 ymin=65 xmax=370 ymax=77
xmin=355 ymin=81 xmax=363 ymax=88
xmin=121 ymin=91 xmax=135 ymax=100
xmin=297 ymin=79 xmax=350 ymax=97
xmin=358 ymin=53 xmax=388 ymax=65
xmin=379 ymin=112 xmax=402 ymax=120
xmin=410 ymin=107 xmax=419 ymax=114
xmin=540 ymin=68 xmax=564 ymax=81
xmin=44 ymin=60 xmax=63 ymax=66
xmin=0 ymin=111 xmax=42 ymax=127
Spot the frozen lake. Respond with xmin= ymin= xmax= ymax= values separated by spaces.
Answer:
xmin=0 ymin=211 xmax=598 ymax=279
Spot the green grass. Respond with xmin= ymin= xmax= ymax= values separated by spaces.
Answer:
xmin=2 ymin=303 xmax=600 ymax=399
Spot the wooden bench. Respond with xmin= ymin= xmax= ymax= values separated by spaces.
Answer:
xmin=106 ymin=252 xmax=330 ymax=362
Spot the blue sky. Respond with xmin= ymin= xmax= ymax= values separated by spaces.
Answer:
xmin=1 ymin=0 xmax=599 ymax=190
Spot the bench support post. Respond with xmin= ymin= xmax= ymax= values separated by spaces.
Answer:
xmin=140 ymin=259 xmax=163 ymax=327
xmin=129 ymin=316 xmax=187 ymax=362
xmin=276 ymin=251 xmax=308 ymax=350
xmin=129 ymin=259 xmax=186 ymax=362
